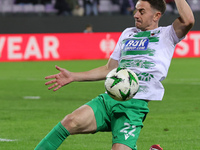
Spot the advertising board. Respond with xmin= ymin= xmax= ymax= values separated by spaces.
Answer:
xmin=0 ymin=31 xmax=199 ymax=62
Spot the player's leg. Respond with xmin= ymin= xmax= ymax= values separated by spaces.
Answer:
xmin=61 ymin=104 xmax=97 ymax=134
xmin=111 ymin=99 xmax=149 ymax=150
xmin=112 ymin=143 xmax=132 ymax=150
xmin=34 ymin=105 xmax=97 ymax=150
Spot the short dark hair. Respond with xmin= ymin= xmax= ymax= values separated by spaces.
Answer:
xmin=140 ymin=0 xmax=166 ymax=15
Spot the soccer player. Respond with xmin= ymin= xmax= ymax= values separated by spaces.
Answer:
xmin=35 ymin=0 xmax=194 ymax=149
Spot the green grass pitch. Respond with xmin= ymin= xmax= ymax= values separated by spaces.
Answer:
xmin=0 ymin=58 xmax=200 ymax=150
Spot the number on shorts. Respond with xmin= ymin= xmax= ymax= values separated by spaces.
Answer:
xmin=120 ymin=122 xmax=136 ymax=140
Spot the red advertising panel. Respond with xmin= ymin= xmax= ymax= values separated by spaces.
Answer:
xmin=0 ymin=33 xmax=120 ymax=62
xmin=174 ymin=31 xmax=200 ymax=58
xmin=0 ymin=31 xmax=199 ymax=62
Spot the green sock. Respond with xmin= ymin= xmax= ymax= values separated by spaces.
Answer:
xmin=35 ymin=122 xmax=70 ymax=150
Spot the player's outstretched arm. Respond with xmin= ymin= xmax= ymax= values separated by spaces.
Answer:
xmin=173 ymin=0 xmax=195 ymax=38
xmin=45 ymin=58 xmax=118 ymax=91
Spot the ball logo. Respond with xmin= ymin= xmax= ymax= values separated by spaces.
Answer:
xmin=99 ymin=34 xmax=116 ymax=58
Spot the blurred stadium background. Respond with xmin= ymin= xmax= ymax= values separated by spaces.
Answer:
xmin=0 ymin=0 xmax=199 ymax=33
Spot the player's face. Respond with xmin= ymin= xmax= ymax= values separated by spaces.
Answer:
xmin=133 ymin=1 xmax=158 ymax=31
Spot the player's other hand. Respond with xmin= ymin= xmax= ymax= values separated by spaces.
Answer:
xmin=45 ymin=65 xmax=74 ymax=91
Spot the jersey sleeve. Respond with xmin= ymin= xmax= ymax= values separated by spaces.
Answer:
xmin=167 ymin=24 xmax=185 ymax=45
xmin=110 ymin=29 xmax=127 ymax=61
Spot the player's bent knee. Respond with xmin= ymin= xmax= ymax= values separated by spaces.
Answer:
xmin=61 ymin=105 xmax=97 ymax=134
xmin=61 ymin=114 xmax=81 ymax=132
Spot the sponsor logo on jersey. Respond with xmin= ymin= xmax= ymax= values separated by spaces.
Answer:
xmin=123 ymin=38 xmax=149 ymax=51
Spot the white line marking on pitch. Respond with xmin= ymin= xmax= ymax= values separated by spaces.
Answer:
xmin=23 ymin=96 xmax=41 ymax=99
xmin=0 ymin=138 xmax=17 ymax=142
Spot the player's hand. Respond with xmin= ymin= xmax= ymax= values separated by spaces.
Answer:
xmin=45 ymin=65 xmax=74 ymax=91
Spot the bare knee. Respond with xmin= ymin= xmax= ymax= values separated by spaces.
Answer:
xmin=60 ymin=105 xmax=97 ymax=134
xmin=61 ymin=113 xmax=81 ymax=134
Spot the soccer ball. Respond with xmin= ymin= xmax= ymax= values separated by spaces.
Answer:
xmin=105 ymin=67 xmax=139 ymax=101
